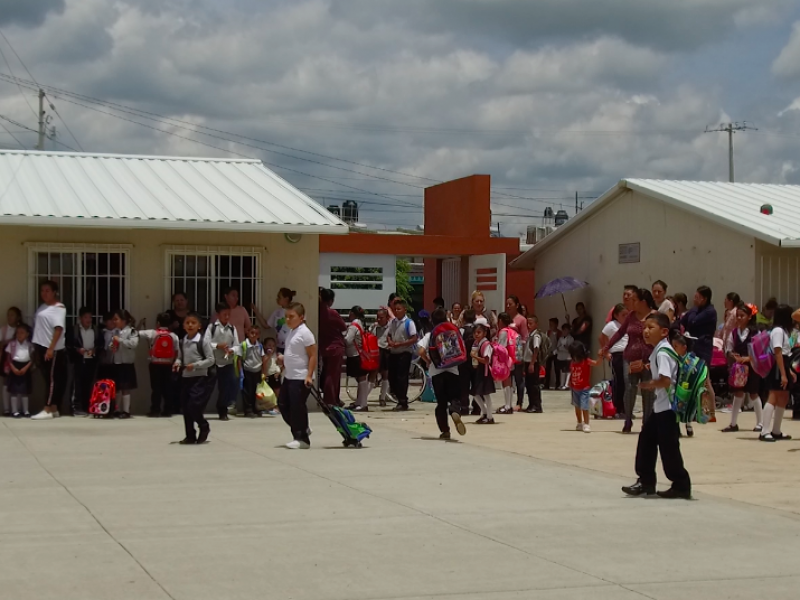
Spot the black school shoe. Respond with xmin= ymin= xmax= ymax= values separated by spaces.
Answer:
xmin=772 ymin=432 xmax=793 ymax=441
xmin=392 ymin=404 xmax=408 ymax=412
xmin=622 ymin=482 xmax=656 ymax=497
xmin=657 ymin=488 xmax=692 ymax=500
xmin=197 ymin=429 xmax=210 ymax=444
xmin=178 ymin=438 xmax=197 ymax=445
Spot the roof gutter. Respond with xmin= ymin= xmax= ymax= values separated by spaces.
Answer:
xmin=0 ymin=216 xmax=350 ymax=235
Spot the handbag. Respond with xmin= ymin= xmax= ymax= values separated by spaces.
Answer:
xmin=628 ymin=360 xmax=644 ymax=374
xmin=255 ymin=376 xmax=277 ymax=411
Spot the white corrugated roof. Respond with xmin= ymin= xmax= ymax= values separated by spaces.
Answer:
xmin=0 ymin=150 xmax=348 ymax=234
xmin=511 ymin=179 xmax=800 ymax=269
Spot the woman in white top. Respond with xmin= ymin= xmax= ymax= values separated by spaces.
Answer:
xmin=758 ymin=304 xmax=796 ymax=442
xmin=1 ymin=306 xmax=22 ymax=416
xmin=599 ymin=303 xmax=629 ymax=417
xmin=344 ymin=305 xmax=370 ymax=412
xmin=254 ymin=287 xmax=296 ymax=353
xmin=31 ymin=281 xmax=68 ymax=420
xmin=652 ymin=280 xmax=674 ymax=322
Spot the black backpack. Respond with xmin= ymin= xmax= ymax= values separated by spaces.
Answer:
xmin=461 ymin=324 xmax=475 ymax=355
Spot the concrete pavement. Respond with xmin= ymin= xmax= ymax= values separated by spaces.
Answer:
xmin=1 ymin=399 xmax=799 ymax=600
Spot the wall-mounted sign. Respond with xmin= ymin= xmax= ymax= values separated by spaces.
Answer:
xmin=619 ymin=242 xmax=640 ymax=264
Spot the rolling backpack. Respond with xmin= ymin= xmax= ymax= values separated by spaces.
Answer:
xmin=428 ymin=322 xmax=467 ymax=369
xmin=589 ymin=381 xmax=616 ymax=419
xmin=489 ymin=340 xmax=512 ymax=381
xmin=89 ymin=379 xmax=116 ymax=417
xmin=149 ymin=328 xmax=176 ymax=365
xmin=353 ymin=322 xmax=380 ymax=371
xmin=658 ymin=347 xmax=709 ymax=424
xmin=748 ymin=330 xmax=775 ymax=378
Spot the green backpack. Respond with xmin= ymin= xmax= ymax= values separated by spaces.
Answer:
xmin=658 ymin=347 xmax=709 ymax=424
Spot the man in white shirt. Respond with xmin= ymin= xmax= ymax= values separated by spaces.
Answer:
xmin=622 ymin=312 xmax=691 ymax=499
xmin=278 ymin=303 xmax=317 ymax=449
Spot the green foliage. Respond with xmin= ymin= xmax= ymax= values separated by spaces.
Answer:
xmin=395 ymin=259 xmax=414 ymax=307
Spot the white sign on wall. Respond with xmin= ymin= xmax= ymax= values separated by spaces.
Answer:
xmin=618 ymin=243 xmax=641 ymax=264
xmin=319 ymin=253 xmax=396 ymax=311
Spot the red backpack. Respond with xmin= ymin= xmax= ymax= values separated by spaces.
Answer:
xmin=353 ymin=322 xmax=380 ymax=372
xmin=428 ymin=322 xmax=467 ymax=369
xmin=89 ymin=379 xmax=116 ymax=417
xmin=150 ymin=328 xmax=176 ymax=365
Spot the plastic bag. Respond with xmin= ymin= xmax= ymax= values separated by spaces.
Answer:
xmin=256 ymin=376 xmax=277 ymax=411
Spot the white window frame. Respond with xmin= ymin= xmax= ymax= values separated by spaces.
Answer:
xmin=26 ymin=243 xmax=132 ymax=324
xmin=163 ymin=246 xmax=263 ymax=321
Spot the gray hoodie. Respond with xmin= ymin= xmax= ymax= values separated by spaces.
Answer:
xmin=175 ymin=334 xmax=215 ymax=378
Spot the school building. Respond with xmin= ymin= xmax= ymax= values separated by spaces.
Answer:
xmin=511 ymin=179 xmax=800 ymax=354
xmin=320 ymin=174 xmax=536 ymax=313
xmin=0 ymin=149 xmax=348 ymax=413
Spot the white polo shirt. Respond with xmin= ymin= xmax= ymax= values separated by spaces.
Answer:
xmin=650 ymin=339 xmax=678 ymax=414
xmin=283 ymin=323 xmax=316 ymax=380
xmin=33 ymin=303 xmax=66 ymax=351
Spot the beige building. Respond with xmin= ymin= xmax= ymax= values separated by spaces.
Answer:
xmin=0 ymin=150 xmax=347 ymax=413
xmin=512 ymin=179 xmax=800 ymax=355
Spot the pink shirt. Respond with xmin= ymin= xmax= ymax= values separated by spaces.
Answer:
xmin=511 ymin=314 xmax=529 ymax=340
xmin=212 ymin=305 xmax=251 ymax=341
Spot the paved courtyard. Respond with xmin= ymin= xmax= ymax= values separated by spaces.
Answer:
xmin=1 ymin=393 xmax=799 ymax=600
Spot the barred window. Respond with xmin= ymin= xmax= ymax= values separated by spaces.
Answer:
xmin=27 ymin=244 xmax=131 ymax=325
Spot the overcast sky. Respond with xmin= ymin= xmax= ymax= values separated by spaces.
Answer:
xmin=1 ymin=0 xmax=800 ymax=233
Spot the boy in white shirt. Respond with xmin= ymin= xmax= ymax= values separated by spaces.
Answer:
xmin=204 ymin=302 xmax=240 ymax=420
xmin=622 ymin=313 xmax=691 ymax=499
xmin=277 ymin=303 xmax=317 ymax=449
xmin=387 ymin=299 xmax=418 ymax=411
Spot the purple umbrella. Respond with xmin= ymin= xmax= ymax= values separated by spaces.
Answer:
xmin=535 ymin=277 xmax=589 ymax=313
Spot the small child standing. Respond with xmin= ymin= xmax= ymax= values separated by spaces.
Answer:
xmin=523 ymin=315 xmax=543 ymax=413
xmin=568 ymin=342 xmax=598 ymax=433
xmin=173 ymin=312 xmax=215 ymax=445
xmin=5 ymin=324 xmax=33 ymax=418
xmin=496 ymin=312 xmax=518 ymax=415
xmin=240 ymin=325 xmax=267 ymax=418
xmin=205 ymin=302 xmax=240 ymax=420
xmin=139 ymin=312 xmax=180 ymax=418
xmin=556 ymin=324 xmax=574 ymax=390
xmin=97 ymin=312 xmax=116 ymax=382
xmin=263 ymin=337 xmax=282 ymax=410
xmin=623 ymin=313 xmax=692 ymax=499
xmin=470 ymin=323 xmax=495 ymax=424
xmin=111 ymin=310 xmax=139 ymax=419
xmin=370 ymin=309 xmax=391 ymax=406
xmin=69 ymin=307 xmax=102 ymax=416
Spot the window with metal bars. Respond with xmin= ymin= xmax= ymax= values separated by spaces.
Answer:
xmin=27 ymin=245 xmax=131 ymax=326
xmin=165 ymin=248 xmax=261 ymax=322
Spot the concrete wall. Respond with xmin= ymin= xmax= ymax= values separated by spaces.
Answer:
xmin=531 ymin=190 xmax=756 ymax=359
xmin=0 ymin=225 xmax=320 ymax=413
xmin=754 ymin=240 xmax=800 ymax=308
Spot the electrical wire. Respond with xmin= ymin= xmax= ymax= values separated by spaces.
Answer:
xmin=0 ymin=117 xmax=24 ymax=148
xmin=0 ymin=36 xmax=37 ymax=119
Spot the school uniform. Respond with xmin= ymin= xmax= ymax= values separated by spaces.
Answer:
xmin=725 ymin=327 xmax=760 ymax=395
xmin=111 ymin=326 xmax=139 ymax=391
xmin=471 ymin=340 xmax=495 ymax=397
xmin=68 ymin=324 xmax=103 ymax=414
xmin=240 ymin=339 xmax=266 ymax=415
xmin=176 ymin=333 xmax=215 ymax=442
xmin=140 ymin=328 xmax=180 ymax=416
xmin=345 ymin=319 xmax=365 ymax=379
xmin=6 ymin=339 xmax=33 ymax=396
xmin=634 ymin=339 xmax=691 ymax=493
xmin=523 ymin=331 xmax=543 ymax=412
xmin=203 ymin=322 xmax=240 ymax=418
xmin=420 ymin=332 xmax=461 ymax=434
xmin=387 ymin=316 xmax=417 ymax=406
xmin=97 ymin=328 xmax=116 ymax=382
xmin=279 ymin=323 xmax=316 ymax=444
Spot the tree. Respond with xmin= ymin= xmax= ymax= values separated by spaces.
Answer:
xmin=395 ymin=259 xmax=414 ymax=307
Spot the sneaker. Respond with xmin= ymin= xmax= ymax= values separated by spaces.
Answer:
xmin=622 ymin=482 xmax=656 ymax=497
xmin=657 ymin=488 xmax=692 ymax=500
xmin=439 ymin=431 xmax=451 ymax=440
xmin=451 ymin=412 xmax=467 ymax=436
xmin=708 ymin=416 xmax=717 ymax=423
xmin=721 ymin=424 xmax=739 ymax=433
xmin=266 ymin=410 xmax=279 ymax=417
xmin=53 ymin=411 xmax=60 ymax=418
xmin=582 ymin=424 xmax=591 ymax=433
xmin=353 ymin=406 xmax=369 ymax=412
xmin=686 ymin=425 xmax=694 ymax=438
xmin=12 ymin=412 xmax=21 ymax=419
xmin=753 ymin=424 xmax=763 ymax=432
xmin=759 ymin=433 xmax=776 ymax=442
xmin=31 ymin=410 xmax=54 ymax=421
xmin=576 ymin=423 xmax=583 ymax=431
xmin=772 ymin=432 xmax=793 ymax=441
xmin=285 ymin=440 xmax=311 ymax=450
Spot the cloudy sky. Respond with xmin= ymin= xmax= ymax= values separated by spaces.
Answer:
xmin=1 ymin=0 xmax=800 ymax=233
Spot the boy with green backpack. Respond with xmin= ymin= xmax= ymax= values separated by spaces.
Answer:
xmin=622 ymin=312 xmax=692 ymax=499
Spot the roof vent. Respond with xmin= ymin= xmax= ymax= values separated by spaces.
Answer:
xmin=760 ymin=204 xmax=774 ymax=216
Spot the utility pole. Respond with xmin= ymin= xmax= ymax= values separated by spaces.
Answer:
xmin=37 ymin=89 xmax=45 ymax=150
xmin=575 ymin=191 xmax=578 ymax=214
xmin=704 ymin=122 xmax=757 ymax=182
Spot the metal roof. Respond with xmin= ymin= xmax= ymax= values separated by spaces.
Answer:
xmin=0 ymin=150 xmax=348 ymax=234
xmin=511 ymin=179 xmax=800 ymax=270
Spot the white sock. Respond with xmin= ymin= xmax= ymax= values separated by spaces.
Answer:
xmin=357 ymin=381 xmax=370 ymax=408
xmin=21 ymin=396 xmax=28 ymax=413
xmin=560 ymin=372 xmax=568 ymax=388
xmin=2 ymin=387 xmax=9 ymax=413
xmin=122 ymin=394 xmax=131 ymax=414
xmin=761 ymin=403 xmax=775 ymax=435
xmin=474 ymin=395 xmax=486 ymax=416
xmin=751 ymin=396 xmax=763 ymax=427
xmin=484 ymin=395 xmax=493 ymax=417
xmin=730 ymin=395 xmax=744 ymax=427
xmin=10 ymin=396 xmax=19 ymax=413
xmin=773 ymin=406 xmax=785 ymax=435
xmin=503 ymin=386 xmax=513 ymax=409
xmin=380 ymin=380 xmax=390 ymax=400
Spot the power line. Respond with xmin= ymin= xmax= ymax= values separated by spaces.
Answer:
xmin=0 ymin=117 xmax=24 ymax=148
xmin=44 ymin=94 xmax=83 ymax=151
xmin=0 ymin=36 xmax=36 ymax=119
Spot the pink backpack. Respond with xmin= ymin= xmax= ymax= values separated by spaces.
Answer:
xmin=501 ymin=327 xmax=520 ymax=364
xmin=489 ymin=341 xmax=512 ymax=381
xmin=728 ymin=363 xmax=749 ymax=388
xmin=748 ymin=331 xmax=774 ymax=378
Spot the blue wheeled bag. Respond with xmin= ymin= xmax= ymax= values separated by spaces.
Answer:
xmin=309 ymin=385 xmax=372 ymax=448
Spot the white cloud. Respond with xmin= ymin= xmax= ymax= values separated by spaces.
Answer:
xmin=773 ymin=22 xmax=800 ymax=79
